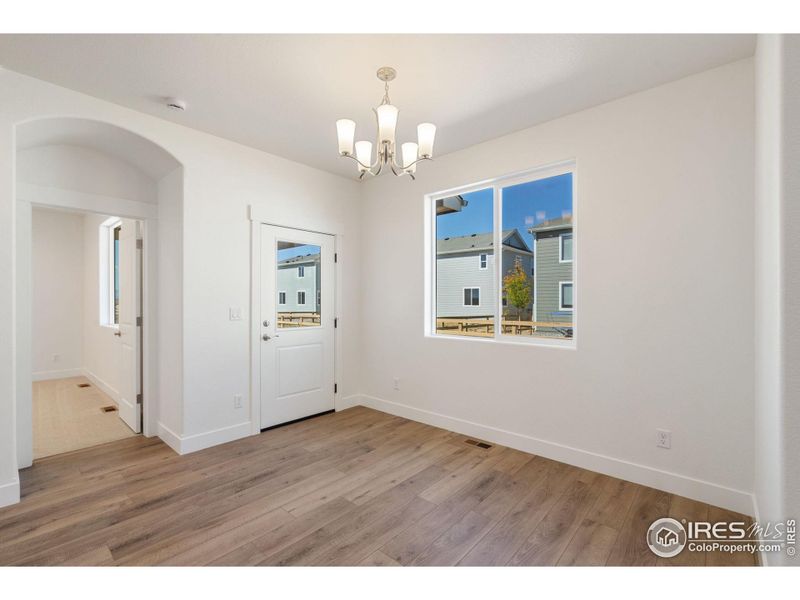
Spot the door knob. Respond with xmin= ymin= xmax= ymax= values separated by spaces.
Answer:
xmin=262 ymin=334 xmax=271 ymax=341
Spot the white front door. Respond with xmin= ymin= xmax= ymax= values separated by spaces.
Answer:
xmin=117 ymin=220 xmax=142 ymax=433
xmin=260 ymin=225 xmax=335 ymax=429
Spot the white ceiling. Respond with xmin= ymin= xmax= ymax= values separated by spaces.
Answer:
xmin=0 ymin=34 xmax=755 ymax=179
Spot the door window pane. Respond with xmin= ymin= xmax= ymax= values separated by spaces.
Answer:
xmin=501 ymin=172 xmax=573 ymax=339
xmin=277 ymin=241 xmax=321 ymax=328
xmin=435 ymin=189 xmax=493 ymax=337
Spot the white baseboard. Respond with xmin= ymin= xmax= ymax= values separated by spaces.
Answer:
xmin=351 ymin=394 xmax=753 ymax=515
xmin=82 ymin=369 xmax=120 ymax=403
xmin=336 ymin=394 xmax=363 ymax=412
xmin=157 ymin=421 xmax=251 ymax=455
xmin=157 ymin=422 xmax=183 ymax=454
xmin=0 ymin=476 xmax=20 ymax=508
xmin=32 ymin=368 xmax=83 ymax=382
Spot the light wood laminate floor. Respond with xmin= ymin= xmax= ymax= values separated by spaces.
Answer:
xmin=33 ymin=376 xmax=137 ymax=459
xmin=1 ymin=406 xmax=756 ymax=566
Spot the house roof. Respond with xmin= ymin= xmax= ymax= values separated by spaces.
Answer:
xmin=529 ymin=215 xmax=573 ymax=233
xmin=278 ymin=253 xmax=320 ymax=266
xmin=437 ymin=229 xmax=531 ymax=254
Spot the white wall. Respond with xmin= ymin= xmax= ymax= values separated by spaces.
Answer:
xmin=1 ymin=68 xmax=362 ymax=505
xmin=17 ymin=145 xmax=157 ymax=204
xmin=357 ymin=59 xmax=755 ymax=513
xmin=30 ymin=207 xmax=85 ymax=379
xmin=754 ymin=34 xmax=800 ymax=566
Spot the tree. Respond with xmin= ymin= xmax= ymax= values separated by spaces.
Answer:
xmin=503 ymin=257 xmax=532 ymax=322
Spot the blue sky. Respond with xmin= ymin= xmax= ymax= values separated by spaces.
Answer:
xmin=436 ymin=172 xmax=573 ymax=248
xmin=277 ymin=243 xmax=320 ymax=261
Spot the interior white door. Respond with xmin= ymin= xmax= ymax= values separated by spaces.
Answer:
xmin=117 ymin=220 xmax=141 ymax=433
xmin=260 ymin=225 xmax=335 ymax=429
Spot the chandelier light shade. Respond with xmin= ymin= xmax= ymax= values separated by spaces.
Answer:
xmin=336 ymin=66 xmax=436 ymax=180
xmin=336 ymin=119 xmax=356 ymax=155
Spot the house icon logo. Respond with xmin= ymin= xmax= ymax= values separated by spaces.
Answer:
xmin=647 ymin=518 xmax=687 ymax=558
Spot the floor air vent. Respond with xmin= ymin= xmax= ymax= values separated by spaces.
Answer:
xmin=77 ymin=383 xmax=91 ymax=388
xmin=465 ymin=439 xmax=493 ymax=449
xmin=101 ymin=406 xmax=118 ymax=413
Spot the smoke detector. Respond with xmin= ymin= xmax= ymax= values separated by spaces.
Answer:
xmin=165 ymin=97 xmax=186 ymax=111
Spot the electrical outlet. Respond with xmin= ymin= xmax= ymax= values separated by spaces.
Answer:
xmin=393 ymin=377 xmax=400 ymax=391
xmin=233 ymin=394 xmax=243 ymax=409
xmin=656 ymin=429 xmax=671 ymax=449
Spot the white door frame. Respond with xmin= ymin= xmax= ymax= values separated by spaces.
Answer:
xmin=16 ymin=188 xmax=157 ymax=467
xmin=249 ymin=205 xmax=342 ymax=436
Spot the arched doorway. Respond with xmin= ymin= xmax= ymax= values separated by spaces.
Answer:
xmin=15 ymin=117 xmax=183 ymax=468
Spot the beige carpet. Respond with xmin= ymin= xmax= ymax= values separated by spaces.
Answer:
xmin=33 ymin=376 xmax=137 ymax=459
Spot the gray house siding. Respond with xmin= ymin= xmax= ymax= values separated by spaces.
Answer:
xmin=277 ymin=260 xmax=320 ymax=313
xmin=436 ymin=251 xmax=497 ymax=318
xmin=534 ymin=230 xmax=572 ymax=324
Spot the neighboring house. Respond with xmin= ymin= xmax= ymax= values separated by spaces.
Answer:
xmin=529 ymin=215 xmax=573 ymax=325
xmin=436 ymin=229 xmax=533 ymax=318
xmin=276 ymin=252 xmax=321 ymax=313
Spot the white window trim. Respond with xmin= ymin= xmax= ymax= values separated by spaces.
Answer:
xmin=559 ymin=232 xmax=573 ymax=263
xmin=462 ymin=286 xmax=481 ymax=307
xmin=278 ymin=291 xmax=287 ymax=305
xmin=425 ymin=159 xmax=576 ymax=349
xmin=559 ymin=281 xmax=574 ymax=311
xmin=297 ymin=290 xmax=307 ymax=305
xmin=99 ymin=217 xmax=122 ymax=328
xmin=297 ymin=265 xmax=305 ymax=278
xmin=479 ymin=253 xmax=488 ymax=270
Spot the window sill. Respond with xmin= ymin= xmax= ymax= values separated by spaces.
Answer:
xmin=100 ymin=323 xmax=120 ymax=330
xmin=425 ymin=332 xmax=576 ymax=350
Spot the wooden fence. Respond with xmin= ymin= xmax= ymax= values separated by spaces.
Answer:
xmin=278 ymin=312 xmax=321 ymax=327
xmin=435 ymin=317 xmax=572 ymax=338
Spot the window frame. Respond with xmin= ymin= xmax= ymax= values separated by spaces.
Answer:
xmin=559 ymin=232 xmax=573 ymax=263
xmin=559 ymin=281 xmax=574 ymax=311
xmin=297 ymin=265 xmax=305 ymax=278
xmin=479 ymin=253 xmax=488 ymax=270
xmin=425 ymin=160 xmax=576 ymax=348
xmin=278 ymin=291 xmax=287 ymax=305
xmin=463 ymin=287 xmax=481 ymax=307
xmin=297 ymin=290 xmax=306 ymax=305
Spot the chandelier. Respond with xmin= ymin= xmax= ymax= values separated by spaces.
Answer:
xmin=336 ymin=67 xmax=436 ymax=180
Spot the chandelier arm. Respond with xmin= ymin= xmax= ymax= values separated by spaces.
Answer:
xmin=341 ymin=153 xmax=378 ymax=174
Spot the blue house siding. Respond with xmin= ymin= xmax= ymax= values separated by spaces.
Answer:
xmin=436 ymin=251 xmax=497 ymax=318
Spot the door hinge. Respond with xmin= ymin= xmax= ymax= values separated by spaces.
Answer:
xmin=334 ymin=383 xmax=338 ymax=394
xmin=136 ymin=393 xmax=143 ymax=404
xmin=334 ymin=318 xmax=338 ymax=329
xmin=136 ymin=239 xmax=143 ymax=250
xmin=136 ymin=316 xmax=142 ymax=327
xmin=334 ymin=253 xmax=338 ymax=263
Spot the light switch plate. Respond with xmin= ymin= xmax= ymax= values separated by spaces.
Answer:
xmin=229 ymin=307 xmax=242 ymax=321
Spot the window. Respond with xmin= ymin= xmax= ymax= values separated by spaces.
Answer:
xmin=434 ymin=188 xmax=493 ymax=337
xmin=297 ymin=265 xmax=305 ymax=278
xmin=429 ymin=164 xmax=575 ymax=344
xmin=99 ymin=218 xmax=122 ymax=327
xmin=297 ymin=291 xmax=306 ymax=305
xmin=560 ymin=233 xmax=573 ymax=263
xmin=278 ymin=291 xmax=286 ymax=305
xmin=463 ymin=288 xmax=480 ymax=306
xmin=560 ymin=282 xmax=574 ymax=310
xmin=277 ymin=241 xmax=321 ymax=329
